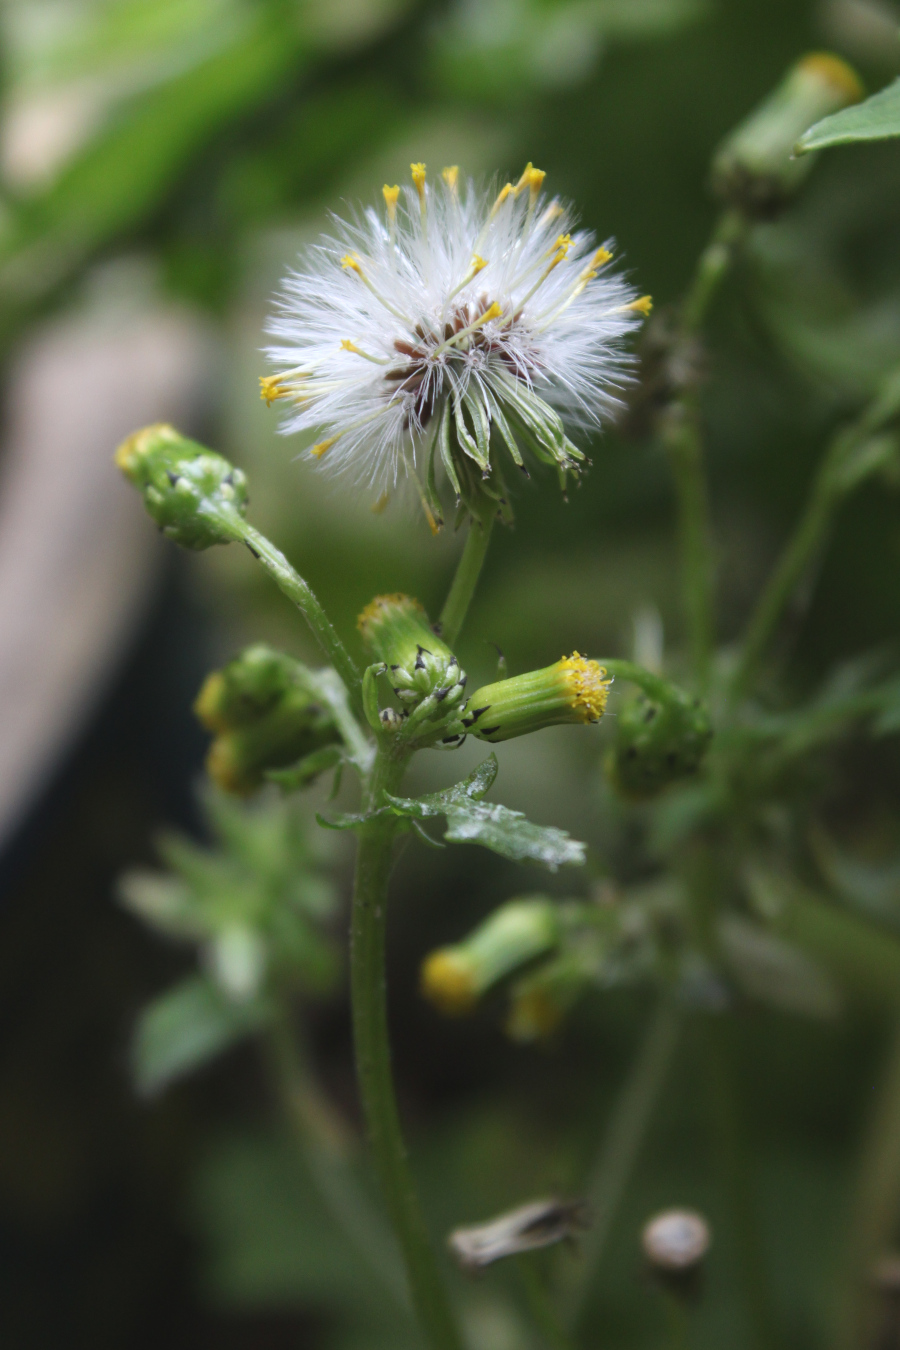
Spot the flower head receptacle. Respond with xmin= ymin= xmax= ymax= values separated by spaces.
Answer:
xmin=421 ymin=898 xmax=561 ymax=1015
xmin=711 ymin=53 xmax=863 ymax=217
xmin=263 ymin=163 xmax=647 ymax=528
xmin=195 ymin=645 xmax=341 ymax=794
xmin=606 ymin=684 xmax=712 ymax=799
xmin=464 ymin=653 xmax=611 ymax=743
xmin=358 ymin=593 xmax=468 ymax=719
xmin=115 ymin=423 xmax=249 ymax=549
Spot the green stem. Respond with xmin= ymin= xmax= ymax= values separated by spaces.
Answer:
xmin=662 ymin=411 xmax=716 ymax=688
xmin=236 ymin=521 xmax=361 ymax=702
xmin=351 ymin=742 xmax=464 ymax=1350
xmin=835 ymin=1017 xmax=900 ymax=1350
xmin=602 ymin=659 xmax=684 ymax=703
xmin=265 ymin=1011 xmax=410 ymax=1311
xmin=701 ymin=1013 xmax=775 ymax=1350
xmin=662 ymin=1291 xmax=691 ymax=1350
xmin=682 ymin=209 xmax=746 ymax=334
xmin=568 ymin=999 xmax=681 ymax=1330
xmin=516 ymin=1255 xmax=578 ymax=1350
xmin=439 ymin=513 xmax=494 ymax=649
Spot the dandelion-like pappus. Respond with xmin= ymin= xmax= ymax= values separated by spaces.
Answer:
xmin=262 ymin=162 xmax=650 ymax=530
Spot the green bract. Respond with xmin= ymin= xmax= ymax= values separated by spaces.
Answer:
xmin=607 ymin=684 xmax=712 ymax=799
xmin=115 ymin=422 xmax=249 ymax=549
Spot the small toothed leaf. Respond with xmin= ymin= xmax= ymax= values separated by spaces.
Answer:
xmin=387 ymin=755 xmax=586 ymax=870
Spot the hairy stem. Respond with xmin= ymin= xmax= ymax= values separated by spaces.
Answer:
xmin=835 ymin=1017 xmax=900 ymax=1350
xmin=236 ymin=521 xmax=360 ymax=702
xmin=439 ymin=513 xmax=494 ymax=648
xmin=682 ymin=209 xmax=746 ymax=334
xmin=568 ymin=999 xmax=681 ymax=1329
xmin=351 ymin=743 xmax=463 ymax=1350
xmin=265 ymin=1010 xmax=410 ymax=1311
xmin=516 ymin=1255 xmax=578 ymax=1350
xmin=663 ymin=411 xmax=716 ymax=688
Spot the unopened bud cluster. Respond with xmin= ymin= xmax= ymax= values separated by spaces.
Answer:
xmin=607 ymin=684 xmax=712 ymax=799
xmin=115 ymin=423 xmax=248 ymax=549
xmin=358 ymin=594 xmax=469 ymax=744
xmin=195 ymin=645 xmax=340 ymax=794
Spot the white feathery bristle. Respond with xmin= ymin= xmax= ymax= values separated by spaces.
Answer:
xmin=263 ymin=166 xmax=646 ymax=492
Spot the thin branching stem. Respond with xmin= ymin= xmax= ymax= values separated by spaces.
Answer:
xmin=568 ymin=999 xmax=681 ymax=1330
xmin=350 ymin=741 xmax=464 ymax=1350
xmin=439 ymin=512 xmax=495 ymax=648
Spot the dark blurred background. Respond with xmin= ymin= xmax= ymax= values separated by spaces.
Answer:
xmin=2 ymin=0 xmax=900 ymax=1345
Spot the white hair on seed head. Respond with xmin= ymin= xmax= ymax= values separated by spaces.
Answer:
xmin=262 ymin=163 xmax=649 ymax=505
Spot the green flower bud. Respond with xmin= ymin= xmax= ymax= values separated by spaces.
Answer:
xmin=358 ymin=593 xmax=466 ymax=710
xmin=115 ymin=423 xmax=249 ymax=549
xmin=194 ymin=645 xmax=341 ymax=795
xmin=606 ymin=684 xmax=712 ymax=799
xmin=505 ymin=951 xmax=587 ymax=1043
xmin=421 ymin=898 xmax=561 ymax=1015
xmin=464 ymin=653 xmax=611 ymax=743
xmin=711 ymin=53 xmax=863 ymax=217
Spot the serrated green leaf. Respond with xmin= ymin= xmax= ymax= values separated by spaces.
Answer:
xmin=797 ymin=76 xmax=900 ymax=153
xmin=387 ymin=755 xmax=585 ymax=869
xmin=132 ymin=975 xmax=271 ymax=1096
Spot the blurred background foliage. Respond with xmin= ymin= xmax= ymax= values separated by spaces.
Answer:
xmin=4 ymin=0 xmax=900 ymax=1346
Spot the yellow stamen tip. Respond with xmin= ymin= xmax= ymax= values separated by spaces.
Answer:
xmin=470 ymin=254 xmax=488 ymax=275
xmin=312 ymin=436 xmax=339 ymax=459
xmin=371 ymin=491 xmax=390 ymax=515
xmin=558 ymin=653 xmax=612 ymax=723
xmin=259 ymin=375 xmax=284 ymax=406
xmin=492 ymin=182 xmax=514 ymax=214
xmin=421 ymin=950 xmax=477 ymax=1016
xmin=411 ymin=162 xmax=427 ymax=197
xmin=594 ymin=247 xmax=613 ymax=267
xmin=481 ymin=302 xmax=502 ymax=324
xmin=629 ymin=295 xmax=653 ymax=316
xmin=442 ymin=165 xmax=459 ymax=190
xmin=341 ymin=253 xmax=362 ymax=274
xmin=383 ymin=184 xmax=400 ymax=217
xmin=514 ymin=162 xmax=534 ymax=193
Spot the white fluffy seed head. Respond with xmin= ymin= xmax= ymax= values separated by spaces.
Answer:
xmin=262 ymin=163 xmax=649 ymax=508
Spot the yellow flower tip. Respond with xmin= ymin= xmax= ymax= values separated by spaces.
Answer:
xmin=470 ymin=253 xmax=488 ymax=275
xmin=442 ymin=165 xmax=459 ymax=191
xmin=629 ymin=295 xmax=653 ymax=316
xmin=559 ymin=653 xmax=612 ymax=724
xmin=114 ymin=422 xmax=176 ymax=472
xmin=193 ymin=671 xmax=229 ymax=733
xmin=421 ymin=950 xmax=478 ymax=1016
xmin=514 ymin=161 xmax=534 ymax=193
xmin=506 ymin=988 xmax=564 ymax=1043
xmin=357 ymin=592 xmax=425 ymax=637
xmin=371 ymin=490 xmax=390 ymax=515
xmin=259 ymin=374 xmax=286 ymax=405
xmin=799 ymin=51 xmax=864 ymax=104
xmin=491 ymin=182 xmax=514 ymax=215
xmin=593 ymin=247 xmax=613 ymax=268
xmin=411 ymin=162 xmax=427 ymax=199
xmin=206 ymin=736 xmax=248 ymax=796
xmin=424 ymin=504 xmax=442 ymax=537
xmin=515 ymin=163 xmax=545 ymax=201
xmin=341 ymin=252 xmax=363 ymax=274
xmin=311 ymin=436 xmax=339 ymax=459
xmin=480 ymin=301 xmax=503 ymax=324
xmin=383 ymin=183 xmax=400 ymax=218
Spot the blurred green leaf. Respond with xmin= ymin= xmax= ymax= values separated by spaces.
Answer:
xmin=388 ymin=755 xmax=587 ymax=869
xmin=0 ymin=6 xmax=307 ymax=306
xmin=797 ymin=76 xmax=900 ymax=153
xmin=133 ymin=975 xmax=272 ymax=1096
xmin=718 ymin=913 xmax=841 ymax=1019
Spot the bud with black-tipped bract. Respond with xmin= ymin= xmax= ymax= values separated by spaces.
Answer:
xmin=607 ymin=683 xmax=712 ymax=799
xmin=358 ymin=593 xmax=468 ymax=732
xmin=116 ymin=423 xmax=249 ymax=549
xmin=464 ymin=653 xmax=611 ymax=743
xmin=711 ymin=53 xmax=863 ymax=217
xmin=421 ymin=898 xmax=561 ymax=1015
xmin=195 ymin=645 xmax=341 ymax=794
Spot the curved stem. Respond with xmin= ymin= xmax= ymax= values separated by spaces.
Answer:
xmin=236 ymin=520 xmax=361 ymax=703
xmin=682 ymin=209 xmax=746 ymax=333
xmin=264 ymin=1010 xmax=410 ymax=1311
xmin=351 ymin=743 xmax=464 ymax=1350
xmin=439 ymin=513 xmax=494 ymax=649
xmin=568 ymin=999 xmax=681 ymax=1330
xmin=602 ymin=659 xmax=684 ymax=704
